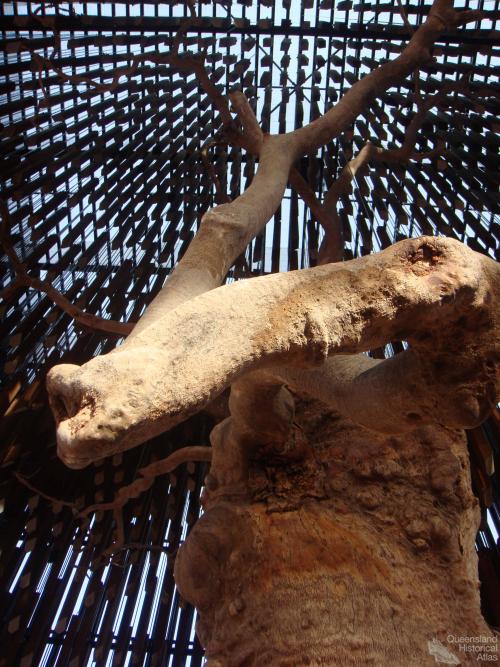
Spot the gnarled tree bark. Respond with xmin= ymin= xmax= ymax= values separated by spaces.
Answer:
xmin=44 ymin=0 xmax=499 ymax=663
xmin=175 ymin=409 xmax=491 ymax=666
xmin=47 ymin=235 xmax=498 ymax=469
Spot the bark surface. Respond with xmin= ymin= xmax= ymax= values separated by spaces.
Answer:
xmin=175 ymin=400 xmax=493 ymax=666
xmin=46 ymin=236 xmax=498 ymax=469
xmin=40 ymin=2 xmax=499 ymax=662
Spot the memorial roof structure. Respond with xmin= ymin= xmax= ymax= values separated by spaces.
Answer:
xmin=0 ymin=1 xmax=499 ymax=665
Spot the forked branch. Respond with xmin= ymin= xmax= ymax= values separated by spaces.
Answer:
xmin=318 ymin=76 xmax=474 ymax=263
xmin=128 ymin=0 xmax=483 ymax=335
xmin=15 ymin=446 xmax=211 ymax=519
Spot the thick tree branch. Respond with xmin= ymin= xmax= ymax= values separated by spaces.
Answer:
xmin=227 ymin=91 xmax=339 ymax=257
xmin=47 ymin=237 xmax=499 ymax=468
xmin=289 ymin=1 xmax=481 ymax=156
xmin=44 ymin=1 xmax=495 ymax=475
xmin=127 ymin=133 xmax=298 ymax=336
xmin=204 ymin=370 xmax=302 ymax=503
xmin=277 ymin=349 xmax=493 ymax=435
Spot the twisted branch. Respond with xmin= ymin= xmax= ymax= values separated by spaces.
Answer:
xmin=47 ymin=236 xmax=499 ymax=469
xmin=15 ymin=445 xmax=211 ymax=520
xmin=15 ymin=472 xmax=77 ymax=511
xmin=79 ymin=445 xmax=212 ymax=517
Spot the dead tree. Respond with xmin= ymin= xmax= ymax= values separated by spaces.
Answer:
xmin=42 ymin=1 xmax=499 ymax=664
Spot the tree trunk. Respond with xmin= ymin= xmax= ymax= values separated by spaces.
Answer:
xmin=175 ymin=398 xmax=494 ymax=666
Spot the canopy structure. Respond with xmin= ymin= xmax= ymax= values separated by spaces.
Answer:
xmin=0 ymin=1 xmax=499 ymax=665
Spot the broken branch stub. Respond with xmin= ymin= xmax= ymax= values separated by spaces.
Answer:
xmin=46 ymin=236 xmax=499 ymax=469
